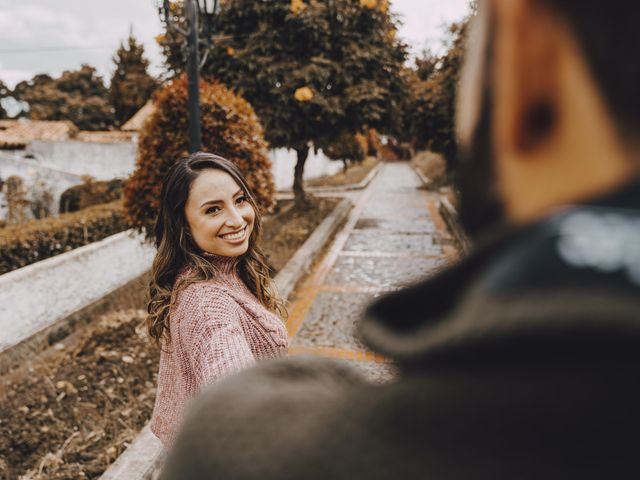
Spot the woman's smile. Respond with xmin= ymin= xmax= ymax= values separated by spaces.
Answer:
xmin=219 ymin=225 xmax=248 ymax=243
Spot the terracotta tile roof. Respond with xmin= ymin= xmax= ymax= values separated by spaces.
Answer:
xmin=121 ymin=101 xmax=155 ymax=132
xmin=76 ymin=130 xmax=135 ymax=143
xmin=0 ymin=119 xmax=78 ymax=149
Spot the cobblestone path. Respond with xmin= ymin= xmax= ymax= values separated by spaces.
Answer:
xmin=286 ymin=162 xmax=459 ymax=382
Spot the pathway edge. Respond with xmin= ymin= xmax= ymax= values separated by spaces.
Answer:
xmin=277 ymin=161 xmax=383 ymax=196
xmin=438 ymin=196 xmax=472 ymax=255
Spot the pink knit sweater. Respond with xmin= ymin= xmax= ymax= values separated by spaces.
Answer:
xmin=150 ymin=254 xmax=289 ymax=447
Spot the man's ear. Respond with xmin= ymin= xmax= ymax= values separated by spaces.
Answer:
xmin=492 ymin=0 xmax=561 ymax=156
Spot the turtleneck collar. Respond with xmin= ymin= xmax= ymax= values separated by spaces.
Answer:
xmin=202 ymin=251 xmax=241 ymax=276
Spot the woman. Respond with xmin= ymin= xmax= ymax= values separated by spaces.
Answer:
xmin=148 ymin=152 xmax=288 ymax=447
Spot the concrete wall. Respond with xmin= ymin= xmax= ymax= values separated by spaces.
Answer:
xmin=0 ymin=230 xmax=155 ymax=356
xmin=270 ymin=147 xmax=342 ymax=191
xmin=27 ymin=140 xmax=137 ymax=180
xmin=25 ymin=142 xmax=341 ymax=189
xmin=0 ymin=143 xmax=341 ymax=220
xmin=0 ymin=151 xmax=84 ymax=219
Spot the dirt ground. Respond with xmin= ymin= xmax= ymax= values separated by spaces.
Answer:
xmin=305 ymin=156 xmax=378 ymax=188
xmin=0 ymin=197 xmax=339 ymax=480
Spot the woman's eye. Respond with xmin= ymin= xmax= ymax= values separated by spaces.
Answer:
xmin=206 ymin=206 xmax=220 ymax=214
xmin=236 ymin=196 xmax=247 ymax=204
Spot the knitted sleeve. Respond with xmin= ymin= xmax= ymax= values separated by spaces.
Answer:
xmin=179 ymin=285 xmax=256 ymax=388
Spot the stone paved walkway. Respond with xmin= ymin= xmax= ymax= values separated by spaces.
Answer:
xmin=286 ymin=162 xmax=458 ymax=382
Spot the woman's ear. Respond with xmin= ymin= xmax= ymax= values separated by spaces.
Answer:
xmin=492 ymin=0 xmax=561 ymax=156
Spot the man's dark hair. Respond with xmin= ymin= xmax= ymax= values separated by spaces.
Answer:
xmin=541 ymin=1 xmax=640 ymax=141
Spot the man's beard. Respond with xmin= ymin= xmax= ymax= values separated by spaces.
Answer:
xmin=456 ymin=21 xmax=507 ymax=242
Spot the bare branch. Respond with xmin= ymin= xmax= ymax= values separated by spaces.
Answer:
xmin=199 ymin=48 xmax=210 ymax=70
xmin=167 ymin=23 xmax=189 ymax=37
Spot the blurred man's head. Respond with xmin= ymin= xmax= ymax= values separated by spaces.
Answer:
xmin=456 ymin=0 xmax=640 ymax=238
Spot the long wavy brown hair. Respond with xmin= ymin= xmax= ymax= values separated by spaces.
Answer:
xmin=147 ymin=152 xmax=286 ymax=345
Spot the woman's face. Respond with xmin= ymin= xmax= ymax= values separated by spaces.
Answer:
xmin=184 ymin=169 xmax=255 ymax=257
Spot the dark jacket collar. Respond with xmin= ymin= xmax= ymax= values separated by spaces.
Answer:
xmin=359 ymin=179 xmax=640 ymax=368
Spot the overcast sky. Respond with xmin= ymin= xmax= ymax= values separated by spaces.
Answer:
xmin=0 ymin=0 xmax=471 ymax=89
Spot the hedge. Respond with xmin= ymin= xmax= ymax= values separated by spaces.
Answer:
xmin=60 ymin=178 xmax=124 ymax=213
xmin=0 ymin=200 xmax=128 ymax=275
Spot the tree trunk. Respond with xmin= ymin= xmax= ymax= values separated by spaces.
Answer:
xmin=293 ymin=145 xmax=309 ymax=206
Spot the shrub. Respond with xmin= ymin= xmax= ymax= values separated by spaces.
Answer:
xmin=366 ymin=129 xmax=383 ymax=157
xmin=378 ymin=137 xmax=412 ymax=161
xmin=60 ymin=177 xmax=124 ymax=213
xmin=124 ymin=75 xmax=276 ymax=240
xmin=324 ymin=131 xmax=367 ymax=169
xmin=0 ymin=200 xmax=128 ymax=275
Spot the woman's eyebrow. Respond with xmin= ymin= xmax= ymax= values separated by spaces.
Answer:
xmin=199 ymin=189 xmax=244 ymax=208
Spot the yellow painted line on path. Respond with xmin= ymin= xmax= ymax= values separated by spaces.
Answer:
xmin=289 ymin=345 xmax=389 ymax=363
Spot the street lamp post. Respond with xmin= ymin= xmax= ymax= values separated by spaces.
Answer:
xmin=159 ymin=0 xmax=219 ymax=153
xmin=185 ymin=0 xmax=202 ymax=153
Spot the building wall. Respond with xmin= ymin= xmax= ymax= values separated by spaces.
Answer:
xmin=27 ymin=140 xmax=137 ymax=180
xmin=1 ymin=142 xmax=343 ymax=221
xmin=26 ymin=141 xmax=342 ymax=190
xmin=270 ymin=147 xmax=342 ymax=191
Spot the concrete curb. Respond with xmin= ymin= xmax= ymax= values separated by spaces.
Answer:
xmin=411 ymin=164 xmax=433 ymax=189
xmin=277 ymin=161 xmax=382 ymax=196
xmin=410 ymin=163 xmax=471 ymax=255
xmin=99 ymin=426 xmax=164 ymax=480
xmin=0 ymin=271 xmax=149 ymax=376
xmin=438 ymin=196 xmax=473 ymax=256
xmin=99 ymin=196 xmax=354 ymax=480
xmin=274 ymin=197 xmax=352 ymax=300
xmin=0 ymin=230 xmax=155 ymax=372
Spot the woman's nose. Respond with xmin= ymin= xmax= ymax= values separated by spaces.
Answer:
xmin=224 ymin=205 xmax=244 ymax=227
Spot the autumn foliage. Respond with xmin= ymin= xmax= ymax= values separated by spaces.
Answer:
xmin=157 ymin=0 xmax=407 ymax=203
xmin=124 ymin=76 xmax=276 ymax=240
xmin=325 ymin=131 xmax=368 ymax=165
xmin=406 ymin=21 xmax=470 ymax=167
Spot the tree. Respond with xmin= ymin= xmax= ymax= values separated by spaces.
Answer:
xmin=109 ymin=32 xmax=159 ymax=126
xmin=324 ymin=130 xmax=367 ymax=171
xmin=124 ymin=75 xmax=276 ymax=240
xmin=13 ymin=66 xmax=115 ymax=130
xmin=0 ymin=80 xmax=11 ymax=119
xmin=406 ymin=20 xmax=469 ymax=170
xmin=414 ymin=49 xmax=439 ymax=82
xmin=157 ymin=0 xmax=408 ymax=204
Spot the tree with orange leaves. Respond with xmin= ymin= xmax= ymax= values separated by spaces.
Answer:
xmin=157 ymin=0 xmax=407 ymax=205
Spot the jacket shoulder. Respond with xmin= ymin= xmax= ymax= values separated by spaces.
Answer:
xmin=162 ymin=357 xmax=367 ymax=478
